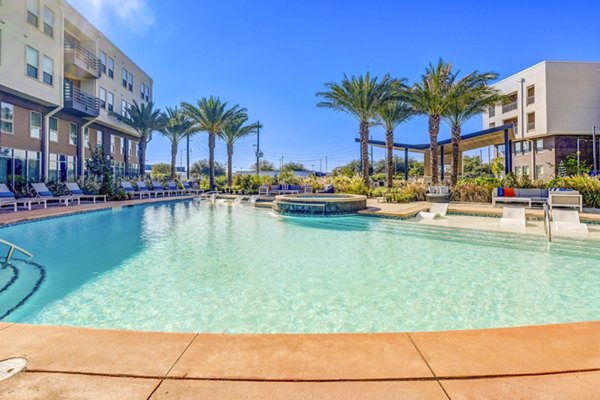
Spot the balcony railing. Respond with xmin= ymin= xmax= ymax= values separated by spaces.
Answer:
xmin=64 ymin=81 xmax=100 ymax=117
xmin=64 ymin=40 xmax=101 ymax=78
xmin=527 ymin=122 xmax=535 ymax=131
xmin=502 ymin=101 xmax=518 ymax=113
xmin=527 ymin=95 xmax=535 ymax=105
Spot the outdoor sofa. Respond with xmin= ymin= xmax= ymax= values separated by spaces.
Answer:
xmin=492 ymin=188 xmax=548 ymax=208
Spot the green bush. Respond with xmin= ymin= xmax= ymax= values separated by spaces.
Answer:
xmin=383 ymin=189 xmax=417 ymax=203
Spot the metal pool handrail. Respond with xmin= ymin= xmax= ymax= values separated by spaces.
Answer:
xmin=543 ymin=203 xmax=552 ymax=242
xmin=0 ymin=239 xmax=33 ymax=262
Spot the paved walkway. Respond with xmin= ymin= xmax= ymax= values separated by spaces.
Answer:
xmin=1 ymin=322 xmax=600 ymax=399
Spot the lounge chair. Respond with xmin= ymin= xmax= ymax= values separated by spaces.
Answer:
xmin=121 ymin=181 xmax=151 ymax=199
xmin=65 ymin=182 xmax=107 ymax=204
xmin=318 ymin=184 xmax=334 ymax=194
xmin=258 ymin=186 xmax=269 ymax=196
xmin=500 ymin=206 xmax=526 ymax=227
xmin=304 ymin=185 xmax=313 ymax=194
xmin=151 ymin=181 xmax=174 ymax=197
xmin=136 ymin=181 xmax=161 ymax=198
xmin=31 ymin=183 xmax=79 ymax=206
xmin=166 ymin=181 xmax=185 ymax=196
xmin=182 ymin=181 xmax=202 ymax=195
xmin=419 ymin=203 xmax=448 ymax=219
xmin=0 ymin=184 xmax=23 ymax=212
xmin=552 ymin=209 xmax=588 ymax=234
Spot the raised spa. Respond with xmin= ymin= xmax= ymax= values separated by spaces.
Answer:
xmin=272 ymin=193 xmax=367 ymax=215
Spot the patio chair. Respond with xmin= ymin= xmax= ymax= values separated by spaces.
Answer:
xmin=552 ymin=209 xmax=588 ymax=234
xmin=136 ymin=181 xmax=161 ymax=198
xmin=182 ymin=181 xmax=202 ymax=195
xmin=317 ymin=184 xmax=334 ymax=194
xmin=65 ymin=182 xmax=107 ymax=204
xmin=151 ymin=181 xmax=173 ymax=197
xmin=122 ymin=181 xmax=151 ymax=199
xmin=166 ymin=181 xmax=185 ymax=196
xmin=500 ymin=207 xmax=526 ymax=227
xmin=0 ymin=184 xmax=22 ymax=212
xmin=258 ymin=186 xmax=269 ymax=196
xmin=31 ymin=183 xmax=79 ymax=206
xmin=419 ymin=203 xmax=449 ymax=219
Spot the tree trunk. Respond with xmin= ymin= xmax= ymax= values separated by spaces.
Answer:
xmin=386 ymin=128 xmax=394 ymax=188
xmin=208 ymin=132 xmax=216 ymax=190
xmin=139 ymin=138 xmax=147 ymax=177
xmin=429 ymin=115 xmax=440 ymax=184
xmin=360 ymin=121 xmax=370 ymax=186
xmin=227 ymin=143 xmax=233 ymax=187
xmin=451 ymin=124 xmax=461 ymax=186
xmin=170 ymin=141 xmax=178 ymax=180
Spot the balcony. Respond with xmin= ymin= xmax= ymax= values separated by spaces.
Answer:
xmin=64 ymin=81 xmax=100 ymax=117
xmin=64 ymin=40 xmax=101 ymax=79
xmin=527 ymin=95 xmax=535 ymax=105
xmin=527 ymin=122 xmax=535 ymax=131
xmin=502 ymin=101 xmax=518 ymax=113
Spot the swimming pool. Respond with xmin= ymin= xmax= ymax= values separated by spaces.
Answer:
xmin=1 ymin=200 xmax=600 ymax=333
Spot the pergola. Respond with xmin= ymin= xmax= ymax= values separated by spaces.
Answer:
xmin=355 ymin=124 xmax=516 ymax=180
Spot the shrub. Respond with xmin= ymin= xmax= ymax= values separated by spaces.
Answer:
xmin=548 ymin=175 xmax=600 ymax=208
xmin=383 ymin=188 xmax=416 ymax=203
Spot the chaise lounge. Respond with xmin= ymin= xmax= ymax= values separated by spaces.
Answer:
xmin=31 ymin=183 xmax=79 ymax=207
xmin=122 ymin=181 xmax=152 ymax=199
xmin=66 ymin=183 xmax=107 ymax=204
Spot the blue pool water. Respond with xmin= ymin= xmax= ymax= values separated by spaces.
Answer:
xmin=1 ymin=200 xmax=600 ymax=333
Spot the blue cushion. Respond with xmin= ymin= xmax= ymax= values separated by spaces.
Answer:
xmin=124 ymin=187 xmax=134 ymax=192
xmin=497 ymin=187 xmax=504 ymax=197
xmin=71 ymin=189 xmax=84 ymax=195
xmin=0 ymin=192 xmax=13 ymax=198
xmin=39 ymin=191 xmax=53 ymax=197
xmin=183 ymin=182 xmax=191 ymax=188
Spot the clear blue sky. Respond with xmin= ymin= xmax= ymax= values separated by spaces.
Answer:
xmin=72 ymin=0 xmax=600 ymax=171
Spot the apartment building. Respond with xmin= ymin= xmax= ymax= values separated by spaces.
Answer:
xmin=0 ymin=0 xmax=153 ymax=187
xmin=483 ymin=61 xmax=600 ymax=180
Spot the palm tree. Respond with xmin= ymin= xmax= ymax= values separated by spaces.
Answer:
xmin=404 ymin=59 xmax=455 ymax=184
xmin=317 ymin=73 xmax=397 ymax=185
xmin=444 ymin=71 xmax=504 ymax=185
xmin=122 ymin=101 xmax=164 ymax=176
xmin=181 ymin=97 xmax=246 ymax=189
xmin=218 ymin=115 xmax=262 ymax=186
xmin=158 ymin=107 xmax=198 ymax=179
xmin=376 ymin=99 xmax=414 ymax=188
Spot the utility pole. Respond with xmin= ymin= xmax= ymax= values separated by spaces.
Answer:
xmin=255 ymin=121 xmax=260 ymax=176
xmin=320 ymin=158 xmax=322 ymax=173
xmin=593 ymin=126 xmax=598 ymax=175
xmin=325 ymin=156 xmax=328 ymax=174
xmin=370 ymin=135 xmax=374 ymax=167
xmin=186 ymin=134 xmax=190 ymax=180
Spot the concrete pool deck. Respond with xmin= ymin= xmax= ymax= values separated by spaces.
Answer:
xmin=1 ymin=197 xmax=600 ymax=398
xmin=2 ymin=322 xmax=600 ymax=398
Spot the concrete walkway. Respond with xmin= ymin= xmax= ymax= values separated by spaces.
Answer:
xmin=2 ymin=322 xmax=600 ymax=399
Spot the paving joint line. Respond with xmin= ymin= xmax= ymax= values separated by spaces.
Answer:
xmin=406 ymin=333 xmax=451 ymax=400
xmin=164 ymin=333 xmax=199 ymax=377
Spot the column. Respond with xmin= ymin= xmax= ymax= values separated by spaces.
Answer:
xmin=404 ymin=147 xmax=409 ymax=180
xmin=124 ymin=138 xmax=130 ymax=177
xmin=440 ymin=145 xmax=445 ymax=181
xmin=504 ymin=129 xmax=510 ymax=175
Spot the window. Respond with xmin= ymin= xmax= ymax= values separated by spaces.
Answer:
xmin=536 ymin=138 xmax=544 ymax=152
xmin=69 ymin=122 xmax=78 ymax=146
xmin=49 ymin=117 xmax=58 ymax=142
xmin=42 ymin=55 xmax=53 ymax=85
xmin=122 ymin=68 xmax=128 ymax=88
xmin=515 ymin=166 xmax=522 ymax=176
xmin=527 ymin=85 xmax=535 ymax=105
xmin=121 ymin=100 xmax=129 ymax=118
xmin=0 ymin=103 xmax=14 ymax=134
xmin=97 ymin=130 xmax=103 ymax=147
xmin=497 ymin=144 xmax=505 ymax=157
xmin=132 ymin=141 xmax=138 ymax=157
xmin=27 ymin=0 xmax=39 ymax=27
xmin=26 ymin=46 xmax=39 ymax=79
xmin=99 ymin=51 xmax=107 ymax=74
xmin=536 ymin=164 xmax=544 ymax=177
xmin=107 ymin=92 xmax=114 ymax=112
xmin=127 ymin=72 xmax=133 ymax=91
xmin=84 ymin=127 xmax=89 ymax=148
xmin=121 ymin=137 xmax=126 ymax=154
xmin=145 ymin=86 xmax=150 ymax=101
xmin=523 ymin=165 xmax=530 ymax=176
xmin=489 ymin=122 xmax=496 ymax=129
xmin=514 ymin=142 xmax=522 ymax=154
xmin=527 ymin=112 xmax=535 ymax=131
xmin=30 ymin=111 xmax=41 ymax=139
xmin=140 ymin=83 xmax=145 ymax=100
xmin=522 ymin=141 xmax=531 ymax=153
xmin=108 ymin=57 xmax=114 ymax=78
xmin=43 ymin=6 xmax=54 ymax=37
xmin=488 ymin=107 xmax=495 ymax=118
xmin=99 ymin=87 xmax=107 ymax=109
xmin=110 ymin=135 xmax=115 ymax=153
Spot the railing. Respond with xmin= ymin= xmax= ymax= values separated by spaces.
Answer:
xmin=502 ymin=101 xmax=518 ymax=113
xmin=527 ymin=122 xmax=535 ymax=131
xmin=543 ymin=203 xmax=552 ymax=242
xmin=0 ymin=239 xmax=33 ymax=262
xmin=527 ymin=95 xmax=535 ymax=105
xmin=64 ymin=40 xmax=101 ymax=77
xmin=64 ymin=81 xmax=100 ymax=116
